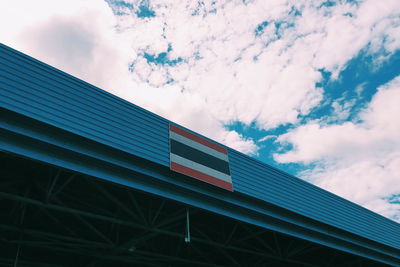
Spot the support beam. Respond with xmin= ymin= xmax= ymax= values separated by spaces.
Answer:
xmin=273 ymin=231 xmax=282 ymax=258
xmin=224 ymin=222 xmax=238 ymax=245
xmin=241 ymin=224 xmax=276 ymax=255
xmin=128 ymin=191 xmax=147 ymax=225
xmin=0 ymin=257 xmax=66 ymax=267
xmin=53 ymin=197 xmax=114 ymax=245
xmin=50 ymin=174 xmax=76 ymax=199
xmin=0 ymin=224 xmax=113 ymax=248
xmin=150 ymin=199 xmax=165 ymax=225
xmin=88 ymin=179 xmax=145 ymax=224
xmin=46 ymin=169 xmax=61 ymax=203
xmin=193 ymin=226 xmax=241 ymax=267
xmin=4 ymin=239 xmax=227 ymax=267
xmin=0 ymin=192 xmax=319 ymax=266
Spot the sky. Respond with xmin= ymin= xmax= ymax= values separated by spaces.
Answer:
xmin=1 ymin=0 xmax=399 ymax=222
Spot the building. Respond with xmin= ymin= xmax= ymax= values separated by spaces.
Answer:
xmin=1 ymin=43 xmax=399 ymax=266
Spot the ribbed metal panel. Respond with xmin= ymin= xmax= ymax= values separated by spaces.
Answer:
xmin=0 ymin=43 xmax=170 ymax=167
xmin=2 ymin=43 xmax=400 ymax=252
xmin=229 ymin=149 xmax=400 ymax=249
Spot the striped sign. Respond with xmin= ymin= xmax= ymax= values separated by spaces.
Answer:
xmin=169 ymin=124 xmax=233 ymax=191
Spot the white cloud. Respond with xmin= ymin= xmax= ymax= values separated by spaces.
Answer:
xmin=108 ymin=0 xmax=400 ymax=131
xmin=274 ymin=76 xmax=400 ymax=221
xmin=1 ymin=0 xmax=134 ymax=95
xmin=258 ymin=135 xmax=277 ymax=143
xmin=0 ymin=0 xmax=259 ymax=154
xmin=1 ymin=0 xmax=400 ymax=220
xmin=2 ymin=0 xmax=399 ymax=153
xmin=121 ymin=0 xmax=327 ymax=129
xmin=116 ymin=83 xmax=260 ymax=154
xmin=331 ymin=98 xmax=356 ymax=121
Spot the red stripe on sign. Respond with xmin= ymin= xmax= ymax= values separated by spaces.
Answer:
xmin=171 ymin=162 xmax=233 ymax=191
xmin=170 ymin=125 xmax=227 ymax=154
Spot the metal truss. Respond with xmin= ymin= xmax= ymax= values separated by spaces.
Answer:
xmin=0 ymin=152 xmax=386 ymax=266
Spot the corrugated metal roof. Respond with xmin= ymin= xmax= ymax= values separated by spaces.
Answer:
xmin=1 ymin=43 xmax=399 ymax=251
xmin=229 ymin=149 xmax=400 ymax=249
xmin=0 ymin=43 xmax=169 ymax=167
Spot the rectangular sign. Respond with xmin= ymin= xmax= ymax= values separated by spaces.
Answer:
xmin=169 ymin=124 xmax=233 ymax=191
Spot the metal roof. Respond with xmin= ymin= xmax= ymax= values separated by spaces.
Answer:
xmin=1 ymin=43 xmax=399 ymax=265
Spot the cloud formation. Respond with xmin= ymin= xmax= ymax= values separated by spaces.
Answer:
xmin=2 ymin=0 xmax=399 ymax=153
xmin=110 ymin=0 xmax=400 ymax=129
xmin=1 ymin=0 xmax=137 ymax=97
xmin=1 ymin=0 xmax=399 ymax=220
xmin=275 ymin=77 xmax=400 ymax=221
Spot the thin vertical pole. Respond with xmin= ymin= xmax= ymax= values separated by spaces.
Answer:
xmin=184 ymin=208 xmax=190 ymax=243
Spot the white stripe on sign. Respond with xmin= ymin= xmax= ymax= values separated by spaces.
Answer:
xmin=170 ymin=131 xmax=228 ymax=161
xmin=170 ymin=153 xmax=232 ymax=183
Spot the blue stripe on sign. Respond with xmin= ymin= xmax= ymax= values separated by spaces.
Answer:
xmin=170 ymin=139 xmax=230 ymax=175
xmin=170 ymin=154 xmax=232 ymax=183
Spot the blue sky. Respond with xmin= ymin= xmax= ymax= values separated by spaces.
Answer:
xmin=1 ymin=0 xmax=399 ymax=222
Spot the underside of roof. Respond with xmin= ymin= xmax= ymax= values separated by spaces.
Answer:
xmin=1 ymin=152 xmax=392 ymax=267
